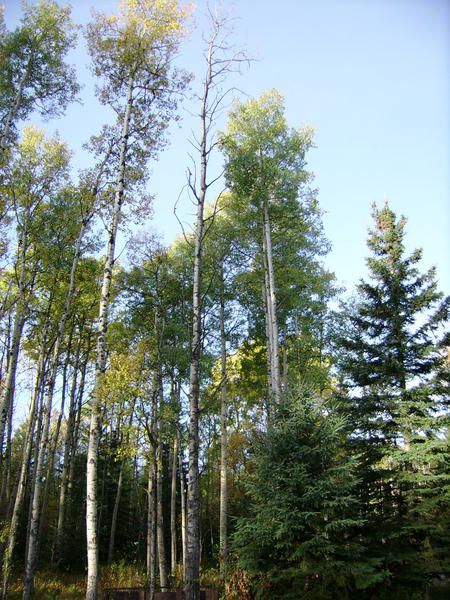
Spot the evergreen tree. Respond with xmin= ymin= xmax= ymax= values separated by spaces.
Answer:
xmin=233 ymin=386 xmax=367 ymax=599
xmin=338 ymin=202 xmax=450 ymax=595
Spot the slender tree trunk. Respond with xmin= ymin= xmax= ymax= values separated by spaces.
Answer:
xmin=0 ymin=57 xmax=32 ymax=157
xmin=185 ymin=67 xmax=208 ymax=600
xmin=107 ymin=459 xmax=124 ymax=566
xmin=146 ymin=457 xmax=156 ymax=599
xmin=179 ymin=430 xmax=187 ymax=580
xmin=262 ymin=284 xmax=273 ymax=423
xmin=86 ymin=73 xmax=134 ymax=600
xmin=262 ymin=199 xmax=281 ymax=404
xmin=67 ymin=345 xmax=89 ymax=527
xmin=170 ymin=435 xmax=177 ymax=576
xmin=219 ymin=283 xmax=228 ymax=579
xmin=0 ymin=213 xmax=34 ymax=460
xmin=38 ymin=333 xmax=74 ymax=550
xmin=107 ymin=407 xmax=134 ymax=566
xmin=1 ymin=353 xmax=45 ymax=600
xmin=54 ymin=328 xmax=84 ymax=564
xmin=0 ymin=391 xmax=14 ymax=517
xmin=156 ymin=440 xmax=169 ymax=591
xmin=23 ymin=204 xmax=88 ymax=597
xmin=0 ymin=312 xmax=25 ymax=460
xmin=23 ymin=361 xmax=55 ymax=600
xmin=262 ymin=241 xmax=276 ymax=402
xmin=282 ymin=325 xmax=288 ymax=391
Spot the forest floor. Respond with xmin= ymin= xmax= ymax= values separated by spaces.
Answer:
xmin=9 ymin=571 xmax=85 ymax=598
xmin=7 ymin=570 xmax=450 ymax=599
xmin=8 ymin=563 xmax=147 ymax=599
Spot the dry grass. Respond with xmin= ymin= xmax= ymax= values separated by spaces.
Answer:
xmin=8 ymin=571 xmax=85 ymax=599
xmin=8 ymin=563 xmax=147 ymax=599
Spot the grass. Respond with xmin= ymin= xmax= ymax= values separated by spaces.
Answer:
xmin=8 ymin=571 xmax=85 ymax=599
xmin=8 ymin=562 xmax=147 ymax=599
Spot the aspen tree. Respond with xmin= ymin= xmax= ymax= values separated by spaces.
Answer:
xmin=183 ymin=11 xmax=247 ymax=598
xmin=85 ymin=2 xmax=188 ymax=597
xmin=0 ymin=1 xmax=78 ymax=158
xmin=220 ymin=91 xmax=314 ymax=414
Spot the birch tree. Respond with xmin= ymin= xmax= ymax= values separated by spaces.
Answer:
xmin=0 ymin=127 xmax=70 ymax=471
xmin=183 ymin=11 xmax=247 ymax=598
xmin=85 ymin=3 xmax=189 ymax=597
xmin=220 ymin=90 xmax=314 ymax=414
xmin=0 ymin=0 xmax=79 ymax=159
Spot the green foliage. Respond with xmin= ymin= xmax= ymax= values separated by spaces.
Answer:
xmin=0 ymin=0 xmax=79 ymax=152
xmin=337 ymin=202 xmax=450 ymax=594
xmin=85 ymin=0 xmax=191 ymax=207
xmin=233 ymin=386 xmax=369 ymax=599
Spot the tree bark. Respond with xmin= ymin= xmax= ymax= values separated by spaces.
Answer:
xmin=179 ymin=430 xmax=187 ymax=581
xmin=54 ymin=326 xmax=85 ymax=564
xmin=170 ymin=435 xmax=177 ymax=576
xmin=146 ymin=456 xmax=156 ymax=598
xmin=1 ymin=352 xmax=45 ymax=600
xmin=22 ymin=359 xmax=56 ymax=600
xmin=156 ymin=440 xmax=169 ymax=591
xmin=107 ymin=459 xmax=124 ymax=566
xmin=219 ymin=280 xmax=228 ymax=580
xmin=0 ymin=312 xmax=25 ymax=461
xmin=262 ymin=199 xmax=281 ymax=405
xmin=86 ymin=73 xmax=134 ymax=600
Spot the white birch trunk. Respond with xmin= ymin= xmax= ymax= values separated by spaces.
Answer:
xmin=0 ymin=312 xmax=25 ymax=460
xmin=219 ymin=282 xmax=228 ymax=579
xmin=1 ymin=353 xmax=45 ymax=600
xmin=86 ymin=74 xmax=134 ymax=600
xmin=170 ymin=435 xmax=177 ymax=576
xmin=22 ymin=206 xmax=88 ymax=597
xmin=156 ymin=441 xmax=169 ymax=591
xmin=179 ymin=430 xmax=187 ymax=581
xmin=263 ymin=199 xmax=281 ymax=405
xmin=22 ymin=361 xmax=55 ymax=600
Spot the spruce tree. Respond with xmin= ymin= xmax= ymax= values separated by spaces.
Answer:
xmin=233 ymin=386 xmax=367 ymax=599
xmin=338 ymin=202 xmax=450 ymax=595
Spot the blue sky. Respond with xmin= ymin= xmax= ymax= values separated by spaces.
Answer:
xmin=4 ymin=0 xmax=449 ymax=294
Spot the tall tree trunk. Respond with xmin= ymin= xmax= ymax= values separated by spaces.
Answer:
xmin=0 ymin=390 xmax=14 ymax=518
xmin=156 ymin=440 xmax=169 ymax=591
xmin=170 ymin=435 xmax=177 ymax=576
xmin=185 ymin=64 xmax=208 ymax=600
xmin=282 ymin=325 xmax=288 ymax=391
xmin=108 ymin=407 xmax=134 ymax=566
xmin=0 ymin=312 xmax=25 ymax=462
xmin=179 ymin=430 xmax=187 ymax=580
xmin=262 ymin=284 xmax=273 ymax=423
xmin=146 ymin=457 xmax=156 ymax=598
xmin=86 ymin=73 xmax=134 ymax=600
xmin=54 ymin=326 xmax=85 ymax=564
xmin=1 ymin=353 xmax=45 ymax=600
xmin=23 ymin=201 xmax=89 ymax=598
xmin=262 ymin=238 xmax=276 ymax=404
xmin=38 ymin=331 xmax=74 ymax=552
xmin=262 ymin=199 xmax=281 ymax=404
xmin=107 ymin=459 xmax=124 ymax=566
xmin=22 ymin=359 xmax=56 ymax=600
xmin=0 ymin=214 xmax=34 ymax=460
xmin=219 ymin=283 xmax=228 ymax=580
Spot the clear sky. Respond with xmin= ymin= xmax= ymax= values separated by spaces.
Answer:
xmin=4 ymin=0 xmax=450 ymax=295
